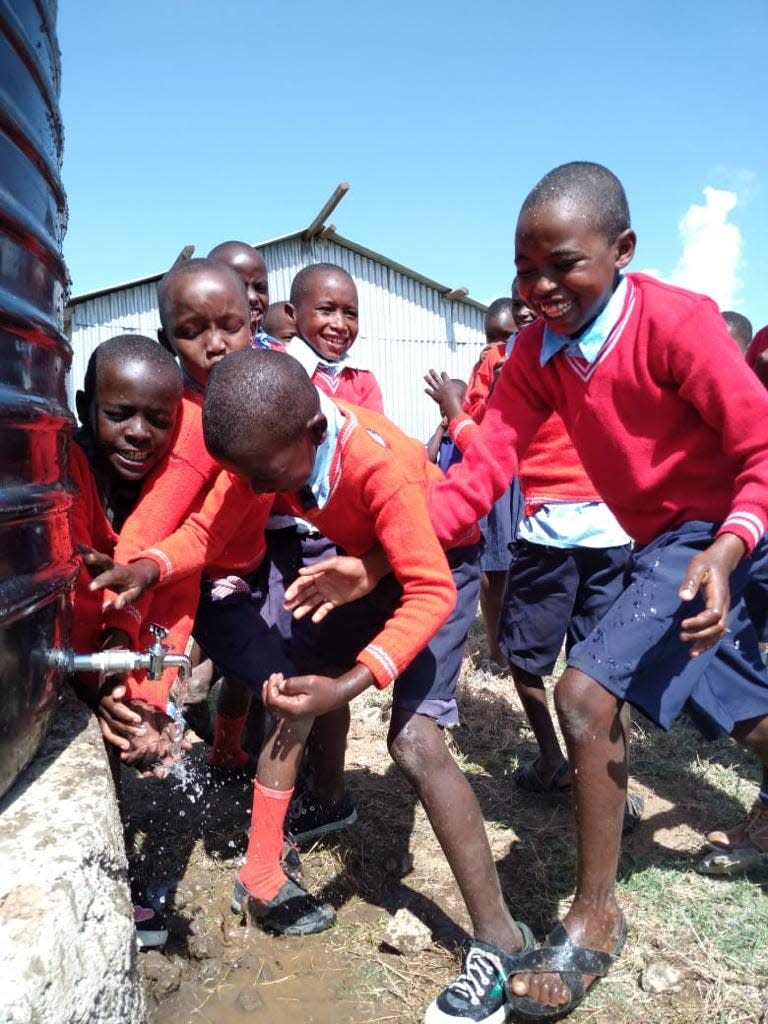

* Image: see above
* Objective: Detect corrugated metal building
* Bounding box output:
[66,200,489,441]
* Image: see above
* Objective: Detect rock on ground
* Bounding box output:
[383,908,432,955]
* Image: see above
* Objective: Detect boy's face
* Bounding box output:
[87,360,179,482]
[485,309,517,347]
[514,200,635,337]
[161,271,252,387]
[223,415,327,495]
[221,250,269,335]
[263,303,297,344]
[511,294,537,329]
[292,273,359,362]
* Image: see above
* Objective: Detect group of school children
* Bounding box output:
[68,160,768,1024]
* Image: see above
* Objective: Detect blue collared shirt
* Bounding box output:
[540,275,628,367]
[300,390,343,511]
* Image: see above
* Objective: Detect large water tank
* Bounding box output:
[0,0,76,798]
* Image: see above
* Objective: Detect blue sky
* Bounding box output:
[60,0,768,329]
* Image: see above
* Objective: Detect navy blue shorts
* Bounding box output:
[498,540,631,676]
[195,530,481,727]
[479,481,522,572]
[568,521,768,739]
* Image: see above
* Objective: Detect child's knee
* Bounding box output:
[554,670,612,742]
[387,714,438,781]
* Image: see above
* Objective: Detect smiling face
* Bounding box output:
[212,246,269,334]
[292,272,359,362]
[514,200,636,337]
[161,269,252,387]
[90,359,180,481]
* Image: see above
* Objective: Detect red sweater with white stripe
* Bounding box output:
[312,366,385,414]
[69,442,203,709]
[432,273,768,554]
[134,400,459,690]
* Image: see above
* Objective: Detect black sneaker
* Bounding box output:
[623,792,645,835]
[287,792,358,845]
[134,904,169,949]
[231,876,335,935]
[424,926,534,1024]
[282,832,303,885]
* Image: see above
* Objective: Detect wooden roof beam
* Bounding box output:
[303,183,349,240]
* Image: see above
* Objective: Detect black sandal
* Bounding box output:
[513,757,571,794]
[505,916,628,1021]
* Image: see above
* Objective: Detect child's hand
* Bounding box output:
[679,533,746,656]
[88,557,161,609]
[78,545,115,579]
[424,369,464,422]
[119,700,192,777]
[96,682,144,751]
[262,672,342,719]
[284,550,389,622]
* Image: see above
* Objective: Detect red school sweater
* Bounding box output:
[132,400,459,690]
[69,442,202,710]
[431,273,768,555]
[312,365,385,414]
[463,343,506,424]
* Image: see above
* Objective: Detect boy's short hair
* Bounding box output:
[156,258,247,332]
[289,263,354,306]
[521,161,631,242]
[485,298,516,323]
[204,348,319,458]
[721,310,753,351]
[82,334,181,404]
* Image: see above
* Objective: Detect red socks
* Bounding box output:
[208,712,249,769]
[239,782,294,901]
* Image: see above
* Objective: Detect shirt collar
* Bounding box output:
[540,275,628,367]
[285,335,368,376]
[298,390,343,511]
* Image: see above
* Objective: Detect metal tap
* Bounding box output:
[47,623,192,682]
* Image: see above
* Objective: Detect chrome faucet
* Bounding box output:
[48,623,192,682]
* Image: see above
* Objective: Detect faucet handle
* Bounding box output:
[148,623,169,644]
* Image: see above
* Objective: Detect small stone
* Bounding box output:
[188,932,215,961]
[142,951,182,996]
[640,959,684,994]
[237,988,264,1012]
[382,908,432,955]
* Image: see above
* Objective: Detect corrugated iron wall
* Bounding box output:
[0,0,76,796]
[68,239,488,440]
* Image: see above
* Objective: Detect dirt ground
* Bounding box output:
[124,623,768,1024]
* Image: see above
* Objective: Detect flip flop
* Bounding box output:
[505,915,628,1021]
[513,757,571,794]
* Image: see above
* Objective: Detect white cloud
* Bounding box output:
[646,186,743,309]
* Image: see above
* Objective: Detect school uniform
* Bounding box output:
[69,438,206,710]
[432,272,768,738]
[133,397,481,727]
[463,341,521,571]
[498,412,631,675]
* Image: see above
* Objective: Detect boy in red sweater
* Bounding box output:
[73,334,193,776]
[265,263,386,839]
[95,258,268,768]
[108,351,536,983]
[428,161,768,1021]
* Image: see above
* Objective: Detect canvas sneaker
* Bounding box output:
[287,792,358,846]
[424,928,534,1024]
[134,904,168,949]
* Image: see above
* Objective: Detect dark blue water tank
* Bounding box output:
[0,0,76,797]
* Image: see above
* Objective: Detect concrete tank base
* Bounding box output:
[0,686,146,1024]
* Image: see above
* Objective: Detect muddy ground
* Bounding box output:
[124,627,768,1024]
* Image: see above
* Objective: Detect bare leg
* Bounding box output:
[510,667,627,1008]
[480,571,509,667]
[307,706,350,805]
[388,708,524,952]
[512,667,568,778]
